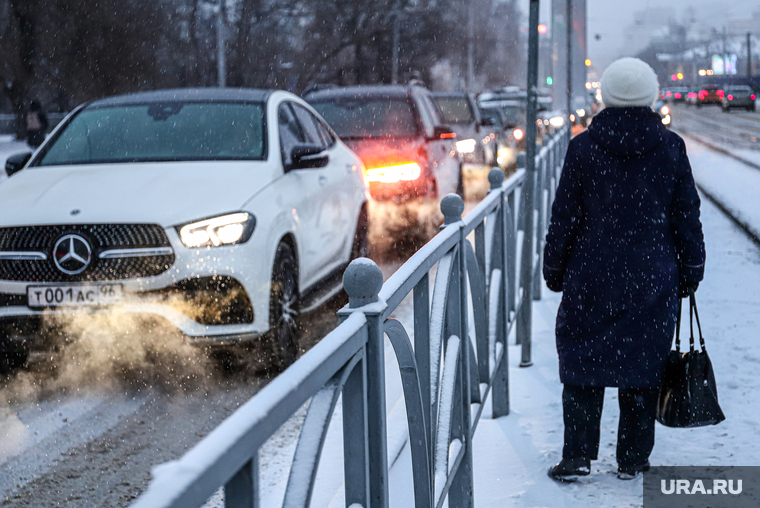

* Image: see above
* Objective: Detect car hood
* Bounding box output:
[343,137,426,169]
[0,161,277,227]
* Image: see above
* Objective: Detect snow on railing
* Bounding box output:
[130,127,571,508]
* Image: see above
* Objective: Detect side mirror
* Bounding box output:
[481,117,496,127]
[5,152,32,177]
[290,144,329,170]
[433,125,456,140]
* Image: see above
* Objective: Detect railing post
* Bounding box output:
[513,152,525,345]
[532,154,544,301]
[489,169,510,417]
[440,194,474,507]
[342,260,388,508]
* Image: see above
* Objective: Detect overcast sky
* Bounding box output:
[533,0,758,73]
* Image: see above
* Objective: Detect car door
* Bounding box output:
[291,103,350,272]
[277,101,332,287]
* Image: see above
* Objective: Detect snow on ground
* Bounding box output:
[684,136,760,239]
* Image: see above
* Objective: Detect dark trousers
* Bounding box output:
[562,384,658,467]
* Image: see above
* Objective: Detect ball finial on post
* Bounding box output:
[440,193,465,227]
[488,168,505,191]
[343,258,384,308]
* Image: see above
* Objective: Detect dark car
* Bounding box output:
[697,85,723,107]
[721,85,756,112]
[305,84,462,202]
[433,92,496,167]
[478,104,520,170]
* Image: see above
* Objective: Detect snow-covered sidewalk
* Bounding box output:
[464,142,760,507]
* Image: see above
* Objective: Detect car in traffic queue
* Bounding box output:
[478,104,520,170]
[305,84,462,202]
[0,88,369,371]
[653,99,671,128]
[696,85,723,107]
[432,92,497,168]
[721,85,757,112]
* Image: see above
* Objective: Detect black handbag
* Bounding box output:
[656,290,725,428]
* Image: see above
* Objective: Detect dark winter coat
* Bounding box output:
[543,107,705,388]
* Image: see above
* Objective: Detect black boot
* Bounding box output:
[617,460,650,480]
[548,458,591,483]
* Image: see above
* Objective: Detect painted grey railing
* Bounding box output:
[130,126,570,508]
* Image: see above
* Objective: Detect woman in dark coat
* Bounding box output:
[544,57,705,482]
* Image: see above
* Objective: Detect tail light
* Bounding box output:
[699,91,707,100]
[728,94,734,101]
[688,92,697,99]
[752,94,757,100]
[365,162,421,183]
[666,91,673,97]
[674,92,681,99]
[717,90,725,98]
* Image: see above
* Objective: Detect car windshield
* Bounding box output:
[434,96,474,124]
[480,109,504,129]
[309,98,417,138]
[37,102,266,166]
[501,105,525,127]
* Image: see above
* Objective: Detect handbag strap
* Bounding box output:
[689,288,706,350]
[675,296,682,352]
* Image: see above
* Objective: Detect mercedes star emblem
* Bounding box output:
[53,234,92,275]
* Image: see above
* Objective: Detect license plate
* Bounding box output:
[27,284,123,308]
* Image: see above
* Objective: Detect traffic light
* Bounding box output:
[584,59,592,67]
[546,76,553,85]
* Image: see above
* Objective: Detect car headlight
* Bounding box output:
[549,116,565,128]
[513,128,524,140]
[662,114,671,125]
[660,105,669,115]
[178,212,255,248]
[455,138,477,154]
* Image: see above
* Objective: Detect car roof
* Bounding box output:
[432,92,471,98]
[87,88,274,108]
[304,84,425,101]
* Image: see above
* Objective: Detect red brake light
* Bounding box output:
[666,91,673,97]
[699,91,707,99]
[728,94,734,101]
[674,92,681,98]
[439,132,456,139]
[717,90,724,98]
[752,94,757,100]
[365,162,422,183]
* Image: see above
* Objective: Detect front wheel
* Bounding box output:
[351,205,370,260]
[455,164,465,199]
[266,242,300,371]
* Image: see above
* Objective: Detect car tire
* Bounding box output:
[456,164,465,200]
[351,205,370,260]
[265,241,300,372]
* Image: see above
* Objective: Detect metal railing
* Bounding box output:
[130,126,570,508]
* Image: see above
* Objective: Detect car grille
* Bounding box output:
[0,224,175,282]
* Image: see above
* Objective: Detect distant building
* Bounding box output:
[620,8,677,58]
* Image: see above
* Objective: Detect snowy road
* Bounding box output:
[673,102,760,154]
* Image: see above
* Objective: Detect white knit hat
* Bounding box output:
[600,57,659,108]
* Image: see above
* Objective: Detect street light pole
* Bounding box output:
[566,0,572,114]
[518,0,540,368]
[749,32,753,77]
[392,13,400,84]
[217,0,226,87]
[467,1,475,90]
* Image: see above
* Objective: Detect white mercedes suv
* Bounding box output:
[0,88,368,370]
